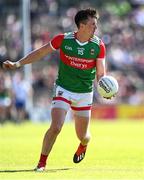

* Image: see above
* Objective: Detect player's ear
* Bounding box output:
[79,22,85,29]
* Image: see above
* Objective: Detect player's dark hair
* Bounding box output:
[75,8,98,28]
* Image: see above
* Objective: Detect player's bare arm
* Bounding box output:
[3,43,54,69]
[96,58,106,82]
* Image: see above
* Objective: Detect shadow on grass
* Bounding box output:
[0,168,71,173]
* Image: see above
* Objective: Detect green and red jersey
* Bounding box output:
[50,32,106,93]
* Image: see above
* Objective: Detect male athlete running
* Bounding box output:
[3,8,107,171]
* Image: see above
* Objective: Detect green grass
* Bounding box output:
[0,120,144,180]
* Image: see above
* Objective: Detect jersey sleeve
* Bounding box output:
[97,40,106,59]
[50,34,64,50]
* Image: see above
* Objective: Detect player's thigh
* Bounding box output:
[51,100,70,126]
[50,107,67,132]
[51,85,71,128]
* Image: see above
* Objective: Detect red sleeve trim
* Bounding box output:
[97,40,106,59]
[50,34,64,50]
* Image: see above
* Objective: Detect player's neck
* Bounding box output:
[76,31,91,43]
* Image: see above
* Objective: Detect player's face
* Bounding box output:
[83,17,97,37]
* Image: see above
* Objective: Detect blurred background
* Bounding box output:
[0,0,144,123]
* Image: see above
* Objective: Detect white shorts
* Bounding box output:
[51,85,93,117]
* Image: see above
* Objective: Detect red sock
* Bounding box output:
[76,143,87,155]
[38,154,48,167]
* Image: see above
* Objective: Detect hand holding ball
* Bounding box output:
[97,75,119,99]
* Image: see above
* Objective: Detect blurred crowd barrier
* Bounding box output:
[91,104,144,120]
[0,0,144,123]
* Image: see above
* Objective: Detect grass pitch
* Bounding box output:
[0,120,144,180]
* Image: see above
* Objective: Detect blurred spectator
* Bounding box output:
[11,71,33,123]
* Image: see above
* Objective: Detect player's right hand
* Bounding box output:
[2,60,17,69]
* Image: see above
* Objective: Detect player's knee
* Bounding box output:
[50,125,62,135]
